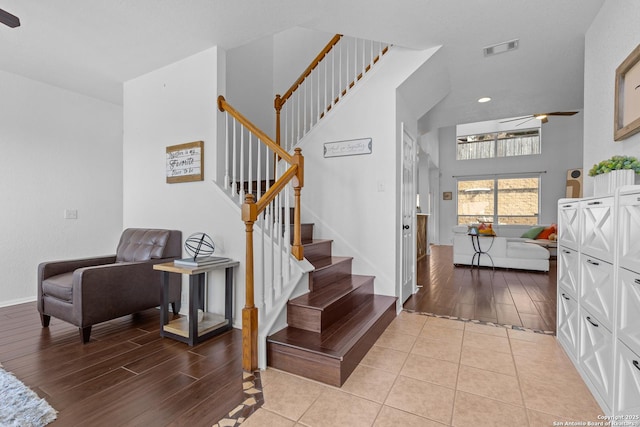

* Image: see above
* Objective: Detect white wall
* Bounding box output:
[123,47,247,323]
[437,113,584,244]
[273,27,335,96]
[584,0,640,195]
[0,70,123,306]
[296,47,437,297]
[227,36,276,139]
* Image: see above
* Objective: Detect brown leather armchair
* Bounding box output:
[38,228,182,343]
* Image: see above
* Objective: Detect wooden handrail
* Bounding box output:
[255,165,298,214]
[220,95,304,372]
[275,34,342,109]
[218,95,293,164]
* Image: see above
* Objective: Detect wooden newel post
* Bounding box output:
[274,94,282,149]
[241,193,258,372]
[291,148,305,260]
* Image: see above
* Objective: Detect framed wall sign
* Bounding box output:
[324,138,372,158]
[166,141,204,183]
[614,44,640,141]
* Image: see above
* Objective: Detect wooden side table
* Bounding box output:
[154,260,238,346]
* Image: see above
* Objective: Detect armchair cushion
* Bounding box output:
[116,229,171,262]
[41,272,74,302]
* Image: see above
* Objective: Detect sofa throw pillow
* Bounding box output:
[521,226,545,239]
[536,224,557,240]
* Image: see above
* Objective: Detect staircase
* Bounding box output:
[217,33,395,375]
[267,214,397,387]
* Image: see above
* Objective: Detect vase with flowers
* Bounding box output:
[589,155,640,196]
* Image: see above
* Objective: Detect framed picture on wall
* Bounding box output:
[614,43,640,141]
[166,141,204,183]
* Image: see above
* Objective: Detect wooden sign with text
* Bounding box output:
[166,141,204,184]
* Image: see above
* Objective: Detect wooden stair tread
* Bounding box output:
[268,295,396,359]
[289,275,374,310]
[310,256,352,270]
[302,239,333,248]
[301,239,333,263]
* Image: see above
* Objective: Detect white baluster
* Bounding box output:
[257,137,262,201]
[224,112,229,190]
[232,118,237,197]
[303,79,307,135]
[248,131,252,197]
[239,125,244,203]
[338,41,342,102]
[362,38,366,78]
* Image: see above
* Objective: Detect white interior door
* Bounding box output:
[400,124,417,303]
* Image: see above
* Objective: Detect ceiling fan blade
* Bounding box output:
[500,115,533,123]
[546,111,579,116]
[0,8,20,28]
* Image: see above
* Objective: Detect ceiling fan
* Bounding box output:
[0,7,20,28]
[500,111,579,126]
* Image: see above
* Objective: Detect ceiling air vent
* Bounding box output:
[483,39,519,57]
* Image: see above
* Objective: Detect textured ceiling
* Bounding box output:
[0,0,604,129]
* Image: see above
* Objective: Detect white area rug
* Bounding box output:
[0,363,57,427]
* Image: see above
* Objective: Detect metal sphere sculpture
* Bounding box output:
[184,232,215,260]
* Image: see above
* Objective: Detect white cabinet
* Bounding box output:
[558,247,579,297]
[618,268,640,356]
[557,290,579,361]
[580,310,614,406]
[558,188,640,418]
[615,342,640,421]
[581,197,615,263]
[558,201,580,250]
[618,193,640,273]
[580,256,614,330]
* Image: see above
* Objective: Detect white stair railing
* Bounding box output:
[221,106,303,325]
[275,35,391,152]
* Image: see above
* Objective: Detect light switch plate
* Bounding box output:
[64,209,78,219]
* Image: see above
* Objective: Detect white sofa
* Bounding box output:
[452,224,551,272]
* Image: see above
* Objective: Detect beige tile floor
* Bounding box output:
[242,312,603,427]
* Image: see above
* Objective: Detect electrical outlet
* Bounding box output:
[64,209,78,219]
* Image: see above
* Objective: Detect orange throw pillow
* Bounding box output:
[537,224,557,240]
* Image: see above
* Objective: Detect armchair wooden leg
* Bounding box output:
[40,314,50,327]
[80,326,92,343]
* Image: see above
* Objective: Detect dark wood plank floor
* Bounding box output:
[0,302,243,426]
[405,245,557,332]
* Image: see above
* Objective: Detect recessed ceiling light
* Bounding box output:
[478,97,492,103]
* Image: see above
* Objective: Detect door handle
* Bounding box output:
[562,293,570,301]
[587,201,602,205]
[634,360,640,372]
[586,316,599,327]
[587,259,600,266]
[634,278,640,285]
[403,225,410,230]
